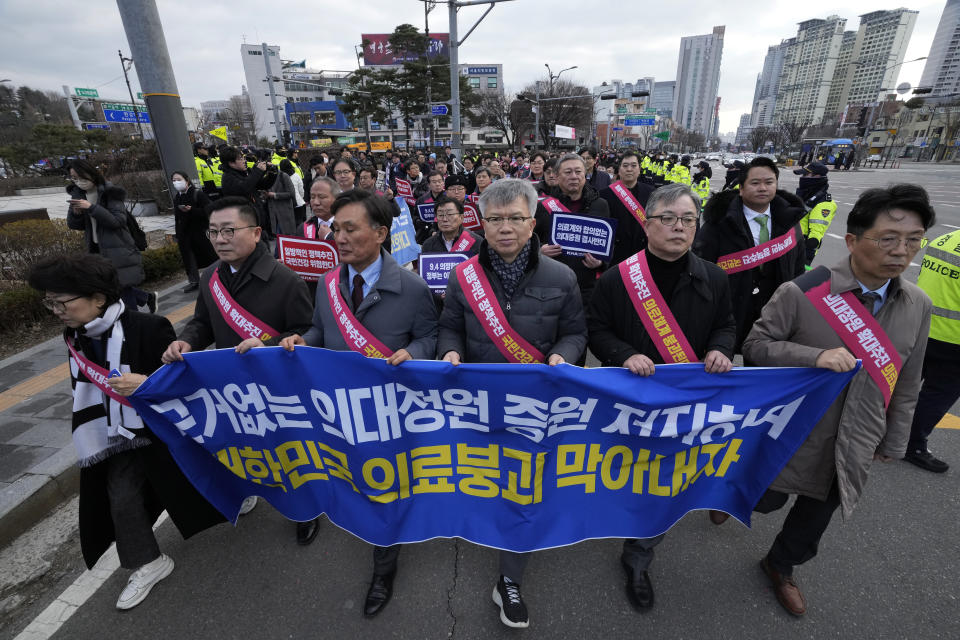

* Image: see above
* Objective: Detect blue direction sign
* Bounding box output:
[624,117,656,126]
[104,109,151,124]
[84,123,111,130]
[612,127,624,131]
[430,104,449,116]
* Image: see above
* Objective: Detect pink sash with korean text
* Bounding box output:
[717,227,798,274]
[452,230,476,252]
[540,196,570,214]
[64,337,132,407]
[618,251,699,364]
[609,180,647,228]
[454,256,545,364]
[208,270,280,342]
[324,267,394,359]
[804,272,901,408]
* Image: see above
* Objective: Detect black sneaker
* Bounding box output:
[904,449,949,473]
[146,291,159,314]
[492,576,529,628]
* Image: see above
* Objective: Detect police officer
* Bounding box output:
[194,142,218,197]
[904,229,960,473]
[793,162,837,266]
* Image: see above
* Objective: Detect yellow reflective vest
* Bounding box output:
[693,177,710,203]
[209,157,223,188]
[799,200,837,245]
[195,156,215,188]
[918,230,960,344]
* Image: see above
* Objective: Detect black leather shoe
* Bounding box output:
[363,572,395,618]
[904,449,949,473]
[296,518,320,545]
[182,282,199,293]
[620,560,654,610]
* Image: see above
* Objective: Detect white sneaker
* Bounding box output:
[116,554,174,610]
[239,496,259,515]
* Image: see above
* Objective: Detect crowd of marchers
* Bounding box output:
[34,138,959,628]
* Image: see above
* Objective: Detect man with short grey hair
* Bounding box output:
[536,153,611,303]
[304,176,341,240]
[439,178,587,629]
[587,182,735,611]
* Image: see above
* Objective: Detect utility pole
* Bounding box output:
[118,50,145,139]
[62,85,82,130]
[446,0,516,162]
[353,45,373,153]
[424,1,434,151]
[116,0,197,198]
[262,42,285,144]
[534,81,541,147]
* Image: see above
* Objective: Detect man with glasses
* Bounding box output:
[439,179,587,629]
[537,153,611,303]
[599,151,656,266]
[421,195,481,257]
[740,184,934,616]
[587,183,735,612]
[161,196,313,516]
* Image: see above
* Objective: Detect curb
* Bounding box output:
[0,277,192,550]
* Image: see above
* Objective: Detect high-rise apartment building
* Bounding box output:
[750,40,790,127]
[240,43,286,142]
[920,0,960,97]
[651,81,676,118]
[827,9,918,119]
[672,26,725,135]
[775,16,847,125]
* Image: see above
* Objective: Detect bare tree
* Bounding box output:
[749,126,769,153]
[516,77,592,149]
[468,91,518,149]
[778,121,809,150]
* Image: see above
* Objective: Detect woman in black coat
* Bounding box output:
[28,254,223,611]
[171,170,217,292]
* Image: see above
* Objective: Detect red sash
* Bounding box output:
[208,270,280,342]
[452,230,476,252]
[609,180,647,228]
[454,256,545,364]
[324,268,395,359]
[717,227,798,274]
[65,336,133,407]
[618,251,699,364]
[804,274,901,408]
[303,221,317,239]
[540,196,570,214]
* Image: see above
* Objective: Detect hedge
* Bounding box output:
[0,243,185,334]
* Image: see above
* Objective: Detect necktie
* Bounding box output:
[755,214,770,245]
[351,273,365,311]
[859,291,881,316]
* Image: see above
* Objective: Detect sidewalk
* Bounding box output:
[0,191,175,233]
[0,279,196,549]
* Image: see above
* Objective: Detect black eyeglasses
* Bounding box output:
[205,226,257,240]
[42,296,84,313]
[648,215,699,228]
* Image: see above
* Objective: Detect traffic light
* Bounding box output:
[282,130,291,146]
[328,89,344,97]
[913,87,933,95]
[529,133,535,141]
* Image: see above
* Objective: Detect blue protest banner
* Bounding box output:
[418,252,469,291]
[130,348,857,551]
[391,197,422,265]
[417,202,437,223]
[550,213,618,260]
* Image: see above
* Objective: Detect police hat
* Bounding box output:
[793,162,828,176]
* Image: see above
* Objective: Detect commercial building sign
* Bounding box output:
[466,66,498,75]
[361,33,449,66]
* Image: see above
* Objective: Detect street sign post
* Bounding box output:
[75,88,99,98]
[624,117,656,126]
[430,104,449,116]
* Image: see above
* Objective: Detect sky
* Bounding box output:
[0,0,950,134]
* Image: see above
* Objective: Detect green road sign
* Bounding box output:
[75,88,99,98]
[645,108,657,113]
[137,92,144,100]
[101,102,148,113]
[653,131,670,141]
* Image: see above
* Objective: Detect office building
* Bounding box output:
[673,26,725,135]
[920,0,960,97]
[651,81,676,118]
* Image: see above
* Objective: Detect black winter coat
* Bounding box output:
[66,182,144,288]
[587,251,736,367]
[74,310,224,568]
[693,189,806,351]
[598,181,655,266]
[534,184,611,301]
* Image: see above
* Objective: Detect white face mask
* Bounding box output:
[172,179,188,192]
[74,178,95,191]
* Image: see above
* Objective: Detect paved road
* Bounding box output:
[2,163,959,639]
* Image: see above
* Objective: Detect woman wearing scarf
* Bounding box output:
[28,254,223,611]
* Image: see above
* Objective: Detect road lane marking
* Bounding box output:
[0,302,195,413]
[937,413,960,430]
[826,233,845,240]
[942,223,960,229]
[13,513,169,640]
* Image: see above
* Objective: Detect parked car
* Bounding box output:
[867,154,882,162]
[705,153,722,162]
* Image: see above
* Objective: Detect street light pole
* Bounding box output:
[118,50,145,139]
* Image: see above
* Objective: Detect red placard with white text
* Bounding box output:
[277,235,339,282]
